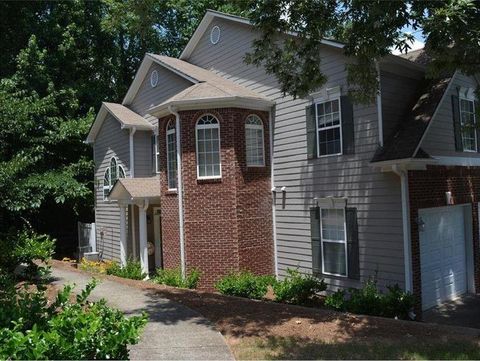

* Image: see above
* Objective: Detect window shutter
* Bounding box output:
[452,95,463,152]
[306,104,317,159]
[475,101,480,153]
[310,207,322,274]
[341,95,355,155]
[346,207,360,280]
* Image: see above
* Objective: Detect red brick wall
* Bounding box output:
[157,108,274,289]
[408,165,480,318]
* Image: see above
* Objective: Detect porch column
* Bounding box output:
[138,205,149,276]
[119,205,127,267]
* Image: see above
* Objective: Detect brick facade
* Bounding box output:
[158,108,274,289]
[408,165,480,318]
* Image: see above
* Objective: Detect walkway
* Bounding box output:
[423,294,480,329]
[51,266,234,360]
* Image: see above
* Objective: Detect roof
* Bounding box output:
[108,177,161,202]
[86,102,154,143]
[179,9,344,60]
[397,49,430,66]
[371,73,454,163]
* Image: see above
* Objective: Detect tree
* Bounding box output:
[245,0,480,102]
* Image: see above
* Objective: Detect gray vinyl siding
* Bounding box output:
[134,130,154,177]
[187,18,405,289]
[380,71,421,141]
[93,114,130,261]
[421,73,480,157]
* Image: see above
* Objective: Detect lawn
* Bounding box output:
[52,260,480,360]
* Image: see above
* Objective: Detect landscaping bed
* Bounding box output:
[51,259,480,360]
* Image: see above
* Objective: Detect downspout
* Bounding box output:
[392,165,412,292]
[375,62,384,147]
[168,105,186,278]
[269,106,279,277]
[129,127,136,178]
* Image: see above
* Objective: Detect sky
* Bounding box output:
[391,24,425,55]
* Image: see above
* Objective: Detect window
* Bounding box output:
[196,114,221,179]
[316,98,342,156]
[103,157,125,200]
[152,134,160,173]
[320,208,347,276]
[166,120,177,189]
[245,115,265,166]
[460,97,477,152]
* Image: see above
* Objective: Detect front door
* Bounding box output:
[153,207,163,268]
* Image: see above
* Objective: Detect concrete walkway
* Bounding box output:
[51,266,234,360]
[423,294,480,329]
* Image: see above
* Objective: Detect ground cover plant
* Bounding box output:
[153,267,200,289]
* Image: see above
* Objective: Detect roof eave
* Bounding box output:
[369,157,436,172]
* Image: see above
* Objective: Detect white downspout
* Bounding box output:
[168,105,186,278]
[375,62,384,147]
[269,107,279,277]
[129,127,136,178]
[392,165,412,292]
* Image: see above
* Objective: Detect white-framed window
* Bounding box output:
[103,157,125,200]
[166,120,177,190]
[196,114,221,179]
[152,134,160,173]
[316,98,342,157]
[320,208,347,277]
[245,114,265,167]
[459,97,477,152]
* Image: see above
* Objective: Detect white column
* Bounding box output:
[119,205,127,267]
[139,205,149,276]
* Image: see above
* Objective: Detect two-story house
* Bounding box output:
[86,10,479,316]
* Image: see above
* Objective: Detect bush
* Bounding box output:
[152,267,201,289]
[0,280,147,360]
[106,259,146,280]
[215,271,274,299]
[273,269,326,305]
[79,258,115,274]
[324,279,414,320]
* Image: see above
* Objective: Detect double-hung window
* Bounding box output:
[166,120,177,190]
[460,97,477,152]
[316,98,342,156]
[320,208,347,277]
[103,157,125,200]
[196,114,221,179]
[245,114,265,166]
[152,134,160,173]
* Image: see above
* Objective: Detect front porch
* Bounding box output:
[109,177,162,275]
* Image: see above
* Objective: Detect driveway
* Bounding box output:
[50,266,234,360]
[423,294,480,329]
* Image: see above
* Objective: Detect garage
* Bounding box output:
[419,205,469,310]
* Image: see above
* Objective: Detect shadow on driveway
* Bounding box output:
[423,294,480,329]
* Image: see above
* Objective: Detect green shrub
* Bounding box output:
[152,267,201,289]
[323,279,414,320]
[215,271,274,299]
[106,259,146,280]
[273,269,326,305]
[0,280,147,360]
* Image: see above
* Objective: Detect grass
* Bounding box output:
[231,336,480,360]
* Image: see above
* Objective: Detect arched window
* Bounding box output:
[196,114,221,179]
[103,157,125,200]
[166,120,177,189]
[245,115,265,166]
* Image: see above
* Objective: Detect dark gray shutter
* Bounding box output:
[346,207,360,280]
[341,95,355,155]
[452,95,463,152]
[310,207,322,274]
[306,104,317,159]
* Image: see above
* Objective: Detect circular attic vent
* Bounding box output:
[210,25,221,45]
[150,70,159,87]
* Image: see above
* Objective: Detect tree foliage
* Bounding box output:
[245,0,480,102]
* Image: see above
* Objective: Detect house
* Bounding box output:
[86,10,479,316]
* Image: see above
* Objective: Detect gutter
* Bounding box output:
[269,106,279,277]
[392,164,412,292]
[168,105,186,278]
[129,127,136,178]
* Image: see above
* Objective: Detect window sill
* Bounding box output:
[165,189,178,195]
[197,177,222,185]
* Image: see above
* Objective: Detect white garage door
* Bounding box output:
[419,206,467,310]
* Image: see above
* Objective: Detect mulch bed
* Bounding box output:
[51,259,480,345]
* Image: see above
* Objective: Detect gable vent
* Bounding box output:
[150,70,159,87]
[210,25,221,45]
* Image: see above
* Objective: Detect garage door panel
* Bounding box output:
[420,206,467,310]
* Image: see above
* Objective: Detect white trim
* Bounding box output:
[153,207,162,268]
[245,114,266,167]
[315,97,343,158]
[119,205,127,267]
[139,202,149,276]
[413,71,457,157]
[319,207,348,278]
[375,62,384,147]
[129,127,136,178]
[131,205,137,259]
[166,119,177,190]
[150,69,159,87]
[210,25,221,44]
[269,108,278,277]
[195,114,222,180]
[179,10,344,60]
[434,156,480,167]
[459,95,478,152]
